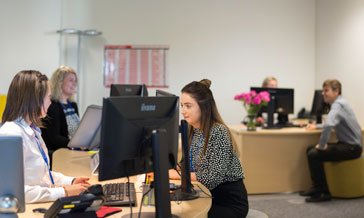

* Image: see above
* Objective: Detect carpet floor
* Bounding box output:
[248,193,364,218]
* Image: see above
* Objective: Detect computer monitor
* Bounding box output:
[67,105,102,150]
[0,136,25,216]
[250,87,294,128]
[156,90,175,97]
[98,96,179,218]
[310,90,330,124]
[110,84,148,97]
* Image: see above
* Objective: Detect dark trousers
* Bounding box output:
[208,179,249,218]
[306,142,362,193]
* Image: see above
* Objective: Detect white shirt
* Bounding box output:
[0,118,74,203]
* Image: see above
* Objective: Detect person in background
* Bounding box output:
[262,76,278,88]
[256,76,280,125]
[0,70,90,203]
[300,79,362,202]
[171,79,249,218]
[42,66,80,154]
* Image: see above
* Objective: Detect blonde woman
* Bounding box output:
[42,66,80,152]
[262,76,278,88]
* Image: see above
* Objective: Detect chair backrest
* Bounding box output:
[0,136,25,213]
[0,95,6,123]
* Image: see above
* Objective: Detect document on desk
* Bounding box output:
[90,152,99,176]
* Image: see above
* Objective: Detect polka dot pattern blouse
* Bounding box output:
[191,124,245,190]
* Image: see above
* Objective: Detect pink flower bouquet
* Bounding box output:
[234,90,270,130]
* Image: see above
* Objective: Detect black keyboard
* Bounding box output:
[102,182,137,206]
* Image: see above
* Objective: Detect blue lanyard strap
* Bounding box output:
[190,133,204,172]
[31,125,55,185]
[61,101,79,123]
[60,100,73,110]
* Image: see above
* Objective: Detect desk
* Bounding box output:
[19,149,211,218]
[230,126,323,194]
[230,126,364,194]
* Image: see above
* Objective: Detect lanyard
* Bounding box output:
[31,126,55,185]
[190,133,204,172]
[61,101,79,123]
[60,100,73,110]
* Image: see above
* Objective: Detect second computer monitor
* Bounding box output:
[310,90,330,124]
[156,90,175,97]
[110,84,148,97]
[0,136,25,214]
[250,87,294,128]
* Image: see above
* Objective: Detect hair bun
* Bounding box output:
[199,79,211,88]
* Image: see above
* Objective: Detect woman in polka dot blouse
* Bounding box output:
[180,79,249,218]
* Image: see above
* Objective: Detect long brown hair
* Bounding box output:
[181,79,238,155]
[2,70,48,127]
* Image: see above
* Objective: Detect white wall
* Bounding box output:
[0,0,61,92]
[316,0,364,126]
[0,0,316,125]
[60,0,316,124]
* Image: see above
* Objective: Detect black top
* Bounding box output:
[191,124,244,190]
[41,100,79,151]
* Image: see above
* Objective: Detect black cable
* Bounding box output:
[127,176,133,218]
[176,162,182,170]
[174,162,182,178]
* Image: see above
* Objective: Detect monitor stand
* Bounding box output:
[316,114,323,124]
[170,120,199,201]
[263,97,281,129]
[0,195,19,218]
[122,130,179,218]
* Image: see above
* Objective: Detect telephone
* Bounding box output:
[44,185,105,218]
[298,107,311,119]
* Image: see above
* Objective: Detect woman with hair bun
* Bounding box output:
[178,79,249,218]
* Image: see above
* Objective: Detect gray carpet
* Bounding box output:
[247,209,269,218]
[248,193,364,218]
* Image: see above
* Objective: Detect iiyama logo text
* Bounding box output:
[141,103,156,111]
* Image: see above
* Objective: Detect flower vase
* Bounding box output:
[247,114,257,131]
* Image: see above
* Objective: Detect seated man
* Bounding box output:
[301,79,362,202]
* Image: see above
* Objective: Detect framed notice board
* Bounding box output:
[104,45,169,88]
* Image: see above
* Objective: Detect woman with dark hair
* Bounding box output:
[0,70,90,203]
[176,79,249,217]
